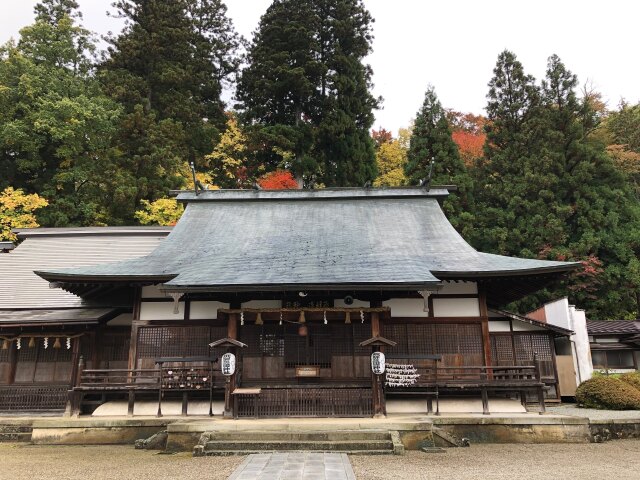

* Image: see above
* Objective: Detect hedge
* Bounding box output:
[575,376,640,410]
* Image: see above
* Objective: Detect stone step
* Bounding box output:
[200,449,394,456]
[204,440,393,452]
[0,432,32,442]
[205,430,391,442]
[0,424,33,443]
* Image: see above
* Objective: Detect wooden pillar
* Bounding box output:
[127,287,142,373]
[7,339,18,384]
[224,312,238,419]
[370,310,386,418]
[479,288,493,369]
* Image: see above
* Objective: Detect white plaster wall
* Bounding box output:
[382,298,428,317]
[190,301,229,320]
[432,297,480,317]
[542,297,593,385]
[241,300,282,309]
[334,298,370,308]
[438,281,478,295]
[141,284,165,298]
[106,313,133,326]
[568,306,593,383]
[544,297,571,330]
[511,321,545,332]
[140,301,184,320]
[488,320,511,332]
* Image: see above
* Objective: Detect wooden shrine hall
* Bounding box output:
[3,187,578,417]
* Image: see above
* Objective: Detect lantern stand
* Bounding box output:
[209,337,247,418]
[359,336,397,418]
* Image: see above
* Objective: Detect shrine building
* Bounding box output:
[1,187,579,417]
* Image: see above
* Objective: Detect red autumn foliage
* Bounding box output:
[257,170,299,190]
[371,128,393,149]
[452,130,486,166]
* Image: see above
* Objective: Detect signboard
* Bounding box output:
[295,366,320,377]
[221,353,236,376]
[371,352,386,375]
[384,363,420,387]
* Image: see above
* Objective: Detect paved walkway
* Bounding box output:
[227,452,356,480]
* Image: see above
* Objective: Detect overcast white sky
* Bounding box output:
[2,0,638,134]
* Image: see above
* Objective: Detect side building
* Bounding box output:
[0,227,170,412]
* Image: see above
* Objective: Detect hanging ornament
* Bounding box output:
[240,311,244,326]
[323,311,328,325]
[255,312,263,325]
[16,338,21,350]
[298,324,308,337]
[53,337,62,349]
[345,311,351,324]
[44,337,49,349]
[360,310,365,323]
[279,311,283,326]
[66,337,71,350]
[1,339,7,350]
[29,337,35,348]
[299,310,306,324]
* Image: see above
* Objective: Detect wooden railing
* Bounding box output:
[385,354,546,415]
[70,356,222,416]
[0,384,68,411]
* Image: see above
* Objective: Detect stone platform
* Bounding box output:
[2,411,632,449]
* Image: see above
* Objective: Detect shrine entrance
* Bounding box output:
[235,322,374,417]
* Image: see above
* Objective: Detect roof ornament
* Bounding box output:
[363,180,372,189]
[419,158,436,189]
[190,162,201,196]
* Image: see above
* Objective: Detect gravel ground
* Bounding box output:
[2,440,640,480]
[0,443,245,480]
[547,404,640,420]
[350,440,640,480]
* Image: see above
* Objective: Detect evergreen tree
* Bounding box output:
[540,55,640,318]
[474,50,640,318]
[405,87,474,233]
[0,0,121,226]
[100,0,240,221]
[236,0,320,185]
[237,0,379,187]
[472,50,556,256]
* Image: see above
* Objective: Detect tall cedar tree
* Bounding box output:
[236,0,320,184]
[237,0,379,187]
[100,0,240,222]
[405,87,474,235]
[475,50,640,318]
[0,0,122,226]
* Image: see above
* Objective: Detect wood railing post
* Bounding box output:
[533,352,546,414]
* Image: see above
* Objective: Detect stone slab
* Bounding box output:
[227,453,355,480]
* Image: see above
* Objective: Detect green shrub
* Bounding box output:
[620,372,640,391]
[575,376,640,410]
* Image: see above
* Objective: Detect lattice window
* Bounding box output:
[491,335,514,366]
[137,326,225,360]
[384,323,482,358]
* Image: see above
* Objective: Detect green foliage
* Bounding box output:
[472,51,640,318]
[99,0,240,222]
[405,86,475,235]
[576,376,640,410]
[0,187,48,241]
[0,0,122,226]
[237,0,378,187]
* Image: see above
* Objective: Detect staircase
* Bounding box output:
[193,430,399,456]
[0,423,32,443]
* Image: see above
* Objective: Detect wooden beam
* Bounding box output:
[479,288,493,370]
